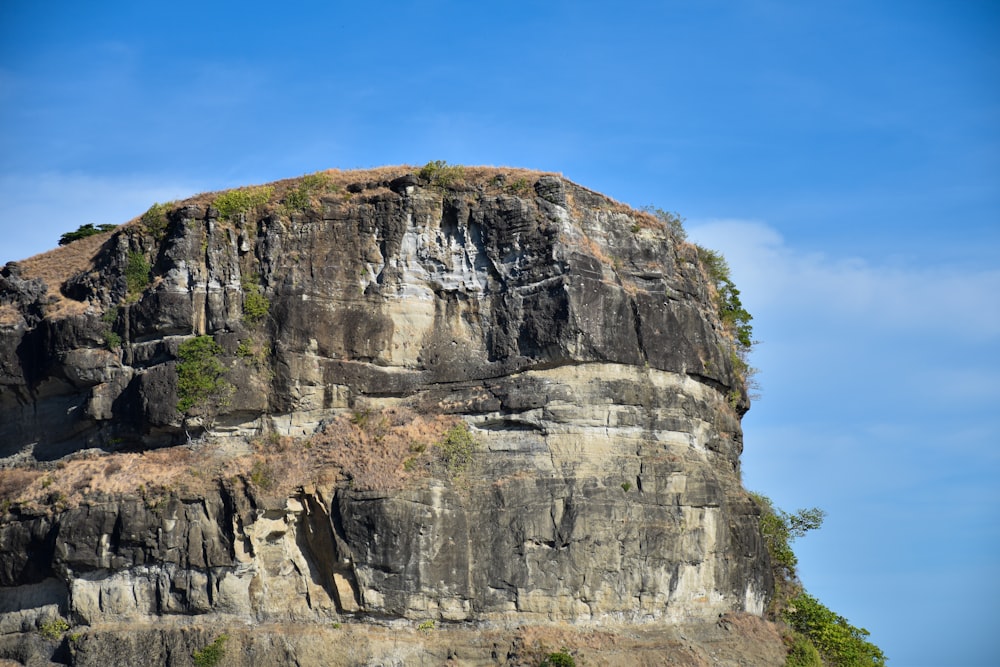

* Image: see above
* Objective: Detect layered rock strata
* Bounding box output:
[0,167,774,664]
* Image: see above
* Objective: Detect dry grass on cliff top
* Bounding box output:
[5,164,675,321]
[0,408,463,513]
[12,229,117,318]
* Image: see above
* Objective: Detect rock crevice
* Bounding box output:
[0,167,774,664]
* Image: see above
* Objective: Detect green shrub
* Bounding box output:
[125,251,151,302]
[507,176,531,195]
[785,631,823,667]
[176,336,232,416]
[141,202,172,239]
[640,205,687,240]
[437,422,477,474]
[419,160,465,187]
[249,460,275,491]
[101,306,121,350]
[417,619,435,633]
[236,339,253,358]
[695,245,754,349]
[192,633,228,667]
[104,330,122,350]
[540,650,575,667]
[101,306,119,326]
[38,617,70,640]
[283,187,310,212]
[241,280,270,326]
[300,172,332,191]
[284,171,335,213]
[784,593,886,667]
[214,186,274,220]
[621,481,632,492]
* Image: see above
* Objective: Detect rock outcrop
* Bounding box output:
[0,166,778,665]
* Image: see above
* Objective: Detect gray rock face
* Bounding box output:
[0,167,775,663]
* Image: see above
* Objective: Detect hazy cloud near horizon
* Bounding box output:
[688,218,1000,340]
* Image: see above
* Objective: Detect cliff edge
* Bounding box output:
[0,165,782,665]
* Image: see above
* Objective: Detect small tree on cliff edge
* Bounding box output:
[751,493,886,667]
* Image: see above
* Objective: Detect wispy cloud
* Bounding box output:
[688,218,1000,341]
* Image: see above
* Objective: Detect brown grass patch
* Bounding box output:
[251,407,461,495]
[580,235,615,268]
[0,407,467,513]
[13,229,118,317]
[1,447,223,513]
[183,165,561,211]
[235,407,466,498]
[0,468,43,502]
[0,303,23,327]
[16,230,114,286]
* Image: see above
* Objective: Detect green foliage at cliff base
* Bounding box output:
[752,493,886,666]
[785,593,887,667]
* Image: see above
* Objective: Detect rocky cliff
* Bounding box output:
[0,166,782,665]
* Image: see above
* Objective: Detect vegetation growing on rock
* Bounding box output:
[418,159,466,187]
[192,634,228,667]
[282,171,336,213]
[213,185,274,220]
[240,274,270,325]
[176,335,233,424]
[752,493,886,666]
[437,422,477,475]
[140,202,173,239]
[695,245,754,349]
[0,165,851,666]
[124,250,151,302]
[58,223,117,246]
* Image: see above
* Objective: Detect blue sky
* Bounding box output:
[2,1,998,663]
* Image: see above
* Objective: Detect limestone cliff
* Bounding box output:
[0,166,780,665]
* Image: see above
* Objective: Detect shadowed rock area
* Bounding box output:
[0,166,782,665]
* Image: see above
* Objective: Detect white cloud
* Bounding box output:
[687,218,1000,341]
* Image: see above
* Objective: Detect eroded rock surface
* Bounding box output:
[0,167,777,664]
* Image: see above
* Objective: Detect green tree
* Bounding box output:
[751,494,885,667]
[59,223,116,246]
[785,593,887,667]
[752,493,826,577]
[176,336,233,429]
